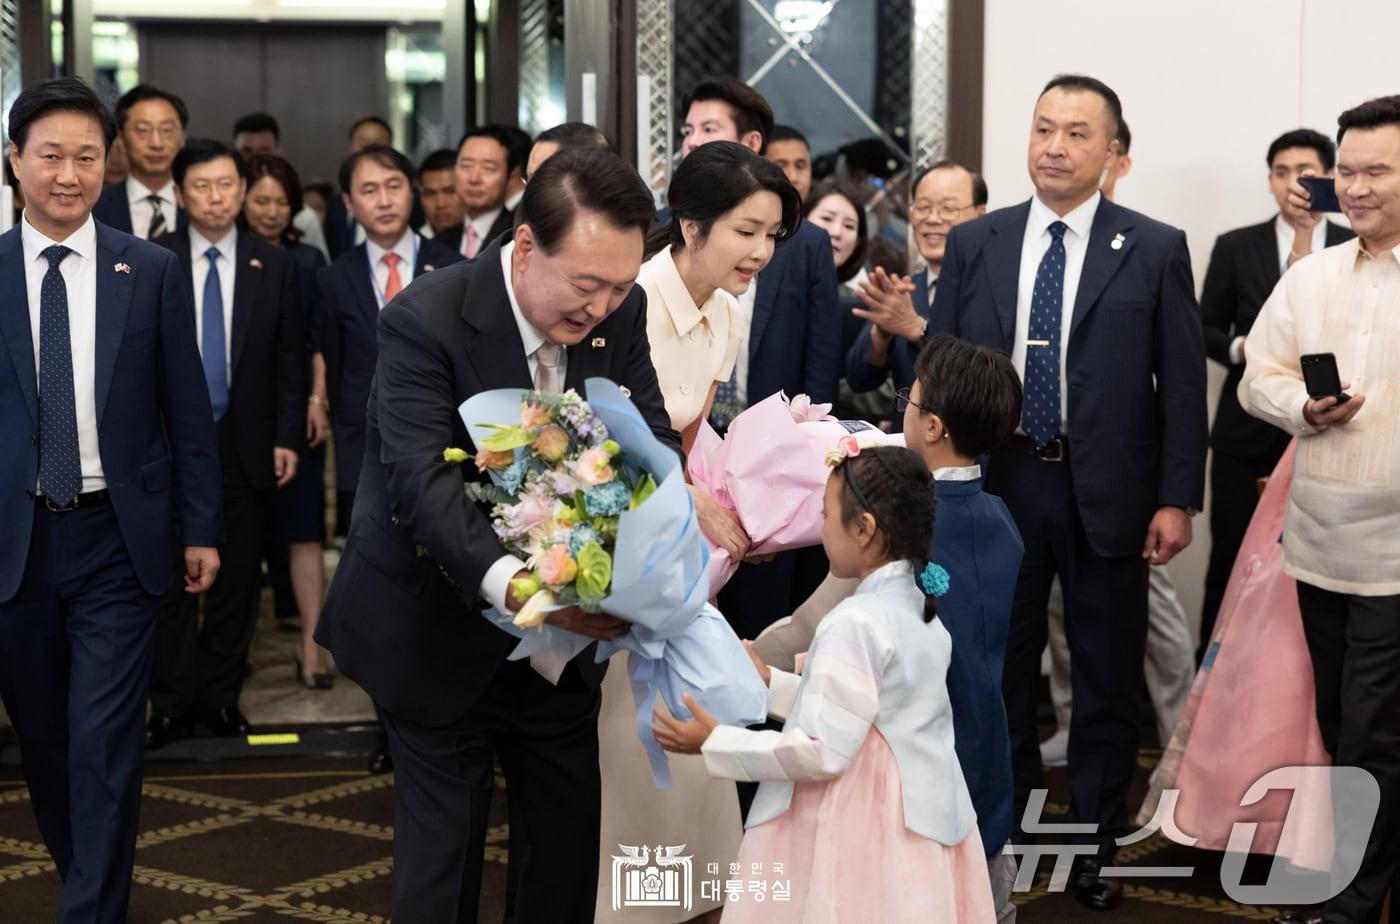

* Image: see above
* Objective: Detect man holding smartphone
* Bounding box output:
[1241,95,1400,924]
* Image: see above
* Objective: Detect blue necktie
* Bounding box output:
[38,244,82,507]
[1023,221,1068,448]
[202,247,229,421]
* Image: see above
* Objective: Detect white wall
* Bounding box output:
[981,0,1400,628]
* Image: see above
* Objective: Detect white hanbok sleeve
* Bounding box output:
[702,609,891,783]
[766,668,802,721]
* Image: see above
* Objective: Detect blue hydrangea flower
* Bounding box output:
[568,523,604,557]
[918,562,950,598]
[584,481,631,517]
[500,455,531,496]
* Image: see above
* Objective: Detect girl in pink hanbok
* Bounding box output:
[654,445,994,923]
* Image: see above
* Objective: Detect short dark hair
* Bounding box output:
[500,125,532,175]
[457,124,526,173]
[912,335,1023,459]
[417,148,458,176]
[338,144,415,193]
[770,125,810,150]
[1336,96,1400,143]
[241,154,305,245]
[652,140,802,257]
[1116,118,1132,155]
[681,76,775,152]
[1040,73,1123,139]
[348,115,392,143]
[115,83,189,130]
[805,178,868,284]
[1265,128,1334,171]
[8,76,118,153]
[535,121,611,149]
[516,146,655,254]
[912,161,989,208]
[172,138,246,187]
[233,112,280,141]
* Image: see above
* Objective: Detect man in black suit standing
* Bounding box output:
[930,74,1207,910]
[436,124,518,258]
[147,140,306,743]
[91,84,189,239]
[1,77,222,924]
[316,146,672,923]
[1198,128,1353,659]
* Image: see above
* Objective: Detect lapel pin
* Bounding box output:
[591,337,607,348]
[1111,233,1125,251]
[114,262,131,274]
[249,257,263,269]
[424,264,436,272]
[619,386,631,398]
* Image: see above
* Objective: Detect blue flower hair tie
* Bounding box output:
[918,562,950,598]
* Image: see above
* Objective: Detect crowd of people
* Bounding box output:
[1,64,1397,924]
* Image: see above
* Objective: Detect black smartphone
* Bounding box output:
[1299,175,1342,213]
[1301,352,1350,403]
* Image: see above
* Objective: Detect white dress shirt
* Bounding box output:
[479,240,563,614]
[366,231,418,309]
[462,208,504,257]
[126,176,177,240]
[731,278,759,406]
[190,226,238,385]
[22,212,105,493]
[1011,192,1101,430]
[1274,213,1330,277]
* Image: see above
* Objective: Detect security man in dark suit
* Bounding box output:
[931,74,1207,911]
[0,77,221,924]
[91,84,190,239]
[1198,128,1353,658]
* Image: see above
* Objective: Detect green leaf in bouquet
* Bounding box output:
[464,481,515,505]
[573,490,589,519]
[575,541,612,601]
[478,424,536,452]
[629,473,658,510]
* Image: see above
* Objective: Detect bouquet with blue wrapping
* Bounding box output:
[455,378,768,787]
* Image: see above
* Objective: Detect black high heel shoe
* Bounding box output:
[295,651,335,690]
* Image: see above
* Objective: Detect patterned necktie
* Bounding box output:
[463,224,480,260]
[146,194,167,240]
[710,372,741,432]
[382,252,403,303]
[38,245,82,507]
[1022,220,1068,448]
[533,342,562,393]
[202,247,229,421]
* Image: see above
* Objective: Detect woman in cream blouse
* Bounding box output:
[594,141,802,924]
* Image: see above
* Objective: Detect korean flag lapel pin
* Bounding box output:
[250,257,263,269]
[114,261,131,275]
[591,336,607,348]
[1111,232,1126,251]
[424,263,436,273]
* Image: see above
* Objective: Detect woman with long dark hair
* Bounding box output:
[595,140,802,924]
[239,154,334,689]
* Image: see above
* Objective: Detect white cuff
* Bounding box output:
[1290,390,1319,436]
[480,554,529,614]
[1230,335,1247,366]
[767,668,802,721]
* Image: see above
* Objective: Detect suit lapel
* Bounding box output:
[983,202,1029,347]
[230,235,259,376]
[1253,219,1282,289]
[1324,221,1353,247]
[94,224,135,422]
[460,242,532,391]
[0,230,37,427]
[914,270,932,320]
[348,245,378,326]
[748,253,783,358]
[1068,199,1134,341]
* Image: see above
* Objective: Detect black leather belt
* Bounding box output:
[36,489,111,512]
[1005,434,1069,463]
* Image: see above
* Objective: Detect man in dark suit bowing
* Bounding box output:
[930,74,1207,911]
[147,139,306,743]
[315,146,673,923]
[0,77,222,924]
[1197,128,1353,659]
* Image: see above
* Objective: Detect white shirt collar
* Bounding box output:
[366,230,416,274]
[932,464,982,482]
[126,175,175,207]
[500,241,549,358]
[189,225,237,264]
[468,208,504,243]
[21,211,97,261]
[1030,190,1100,241]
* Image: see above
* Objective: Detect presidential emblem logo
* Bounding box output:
[610,844,693,911]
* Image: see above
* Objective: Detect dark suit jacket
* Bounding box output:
[157,230,307,490]
[91,181,188,237]
[931,197,1208,559]
[315,237,680,726]
[314,236,463,494]
[0,222,222,600]
[434,208,515,257]
[845,269,932,429]
[745,220,841,405]
[1201,218,1353,457]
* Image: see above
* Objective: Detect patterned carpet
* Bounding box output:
[2,746,1368,923]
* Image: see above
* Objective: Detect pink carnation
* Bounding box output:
[474,448,514,472]
[575,447,616,486]
[533,425,570,462]
[537,546,578,585]
[786,393,834,423]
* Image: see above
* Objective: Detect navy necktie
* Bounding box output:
[202,247,229,421]
[38,244,82,507]
[1023,220,1068,448]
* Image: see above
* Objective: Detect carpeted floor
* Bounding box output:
[0,745,1354,924]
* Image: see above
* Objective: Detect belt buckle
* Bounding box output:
[44,495,78,512]
[1038,439,1065,463]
